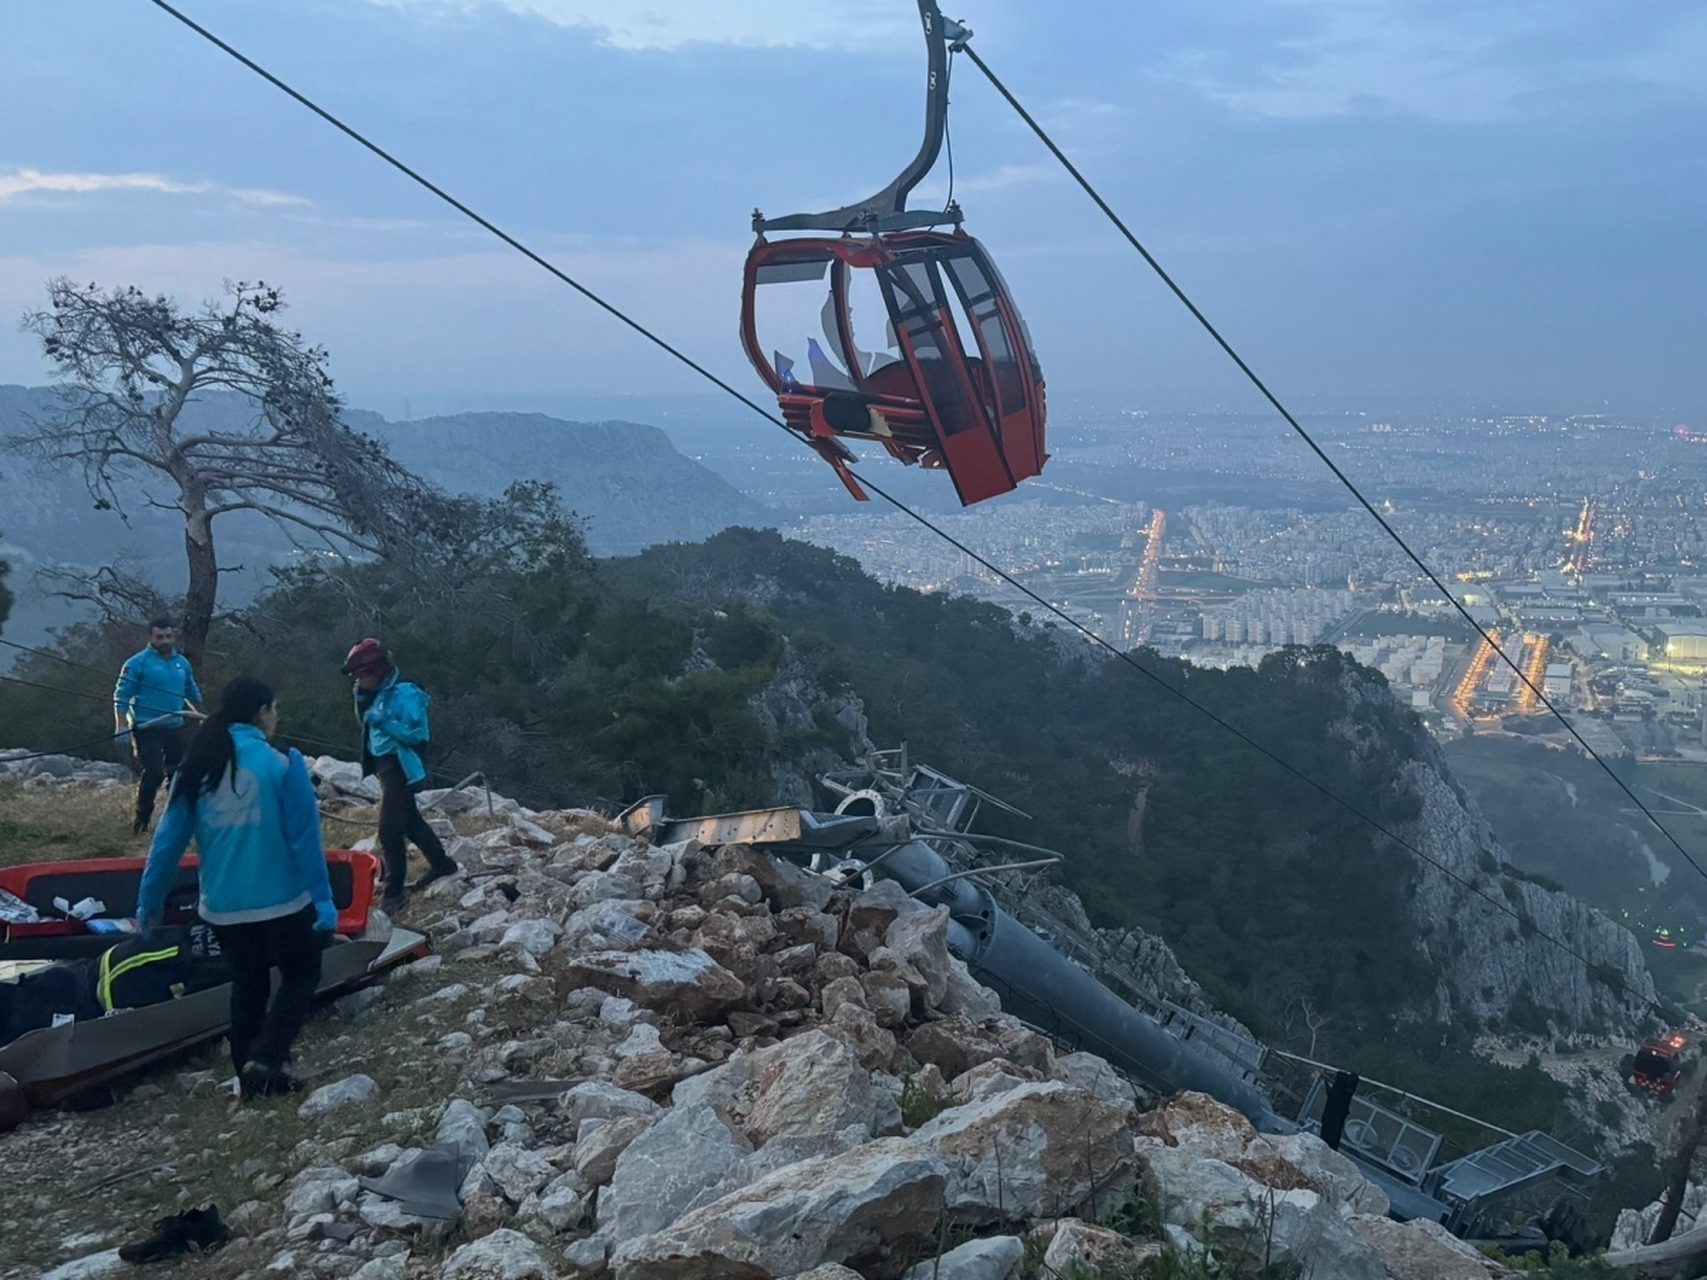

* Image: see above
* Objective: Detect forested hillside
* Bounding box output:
[0,527,1650,1080]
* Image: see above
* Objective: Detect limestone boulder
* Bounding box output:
[1051,1052,1139,1108]
[1141,1145,1385,1280]
[900,1236,1024,1280]
[575,1114,660,1186]
[1252,1132,1389,1217]
[910,1080,1136,1223]
[822,1003,902,1074]
[1134,1091,1256,1162]
[610,1137,948,1280]
[673,1029,885,1147]
[562,900,654,953]
[1039,1219,1164,1275]
[1348,1215,1508,1280]
[559,1082,661,1128]
[598,1102,753,1240]
[873,906,953,1013]
[714,844,835,912]
[562,949,746,1020]
[441,1227,560,1279]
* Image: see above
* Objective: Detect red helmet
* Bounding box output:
[341,637,391,677]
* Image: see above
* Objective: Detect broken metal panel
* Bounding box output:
[1300,1078,1443,1184]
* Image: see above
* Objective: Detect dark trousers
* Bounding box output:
[374,754,451,899]
[132,725,185,826]
[210,905,323,1073]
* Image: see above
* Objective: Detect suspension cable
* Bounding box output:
[955,41,1707,890]
[125,0,1664,1013]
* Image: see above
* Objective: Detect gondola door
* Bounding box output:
[878,252,1017,505]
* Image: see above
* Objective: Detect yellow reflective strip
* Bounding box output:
[97,946,180,1011]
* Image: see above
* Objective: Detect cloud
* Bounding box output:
[0,235,756,397]
[363,0,914,50]
[1159,0,1676,123]
[0,168,309,208]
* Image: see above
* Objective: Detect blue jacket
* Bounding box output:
[138,725,334,927]
[114,646,203,730]
[357,671,431,786]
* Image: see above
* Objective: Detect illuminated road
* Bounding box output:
[1565,498,1596,574]
[1513,633,1549,714]
[1452,629,1501,718]
[1120,508,1166,646]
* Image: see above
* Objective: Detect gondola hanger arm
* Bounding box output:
[753,0,971,235]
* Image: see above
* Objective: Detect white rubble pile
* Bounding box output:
[29,760,1503,1280]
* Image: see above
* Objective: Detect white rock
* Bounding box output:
[501,918,563,957]
[574,1114,659,1186]
[902,1236,1024,1280]
[484,1142,557,1203]
[285,1165,360,1215]
[1348,1215,1503,1280]
[1052,1052,1139,1108]
[610,1137,948,1280]
[598,1102,753,1240]
[438,1098,493,1160]
[351,1254,411,1280]
[563,901,653,952]
[563,948,745,1019]
[40,1251,125,1280]
[613,1024,664,1059]
[911,1081,1135,1222]
[298,1074,378,1118]
[563,1237,608,1272]
[672,1029,884,1146]
[559,1082,660,1127]
[534,1173,591,1231]
[441,1227,560,1279]
[598,996,656,1030]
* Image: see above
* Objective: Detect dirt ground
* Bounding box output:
[0,781,539,1278]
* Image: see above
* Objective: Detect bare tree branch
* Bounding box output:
[9,278,459,661]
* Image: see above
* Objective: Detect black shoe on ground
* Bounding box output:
[379,893,407,917]
[411,860,459,893]
[239,1062,301,1100]
[118,1204,231,1262]
[131,816,148,836]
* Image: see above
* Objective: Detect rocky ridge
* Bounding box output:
[10,760,1526,1280]
[1332,671,1656,1037]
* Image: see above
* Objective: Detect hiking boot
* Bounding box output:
[379,892,407,918]
[411,859,459,893]
[119,1204,231,1262]
[131,816,148,836]
[239,1062,301,1100]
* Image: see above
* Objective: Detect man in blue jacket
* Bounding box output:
[342,639,458,913]
[113,617,203,835]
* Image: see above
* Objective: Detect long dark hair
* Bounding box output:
[169,676,276,810]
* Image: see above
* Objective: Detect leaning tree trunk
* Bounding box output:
[180,506,217,666]
[1649,1077,1707,1245]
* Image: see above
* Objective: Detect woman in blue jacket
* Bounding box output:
[137,676,335,1099]
[342,639,458,914]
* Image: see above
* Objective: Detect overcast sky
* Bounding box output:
[2,0,1703,420]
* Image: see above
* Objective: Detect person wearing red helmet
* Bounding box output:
[341,638,458,913]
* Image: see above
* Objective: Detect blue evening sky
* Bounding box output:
[2,0,1703,418]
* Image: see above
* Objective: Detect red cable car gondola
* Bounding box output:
[1632,1033,1686,1095]
[740,2,1047,507]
